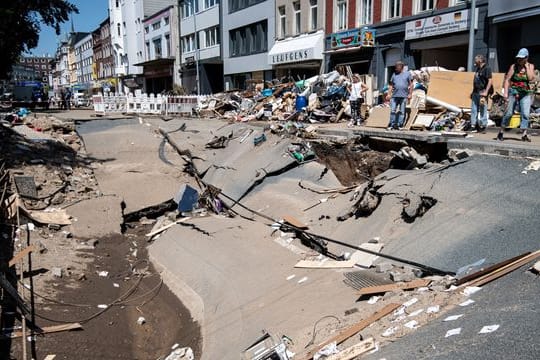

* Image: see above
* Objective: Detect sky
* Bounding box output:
[30,0,109,56]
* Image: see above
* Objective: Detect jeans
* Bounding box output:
[389,97,407,128]
[470,93,488,128]
[501,93,532,129]
[350,99,361,123]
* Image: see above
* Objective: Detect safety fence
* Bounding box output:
[92,93,208,116]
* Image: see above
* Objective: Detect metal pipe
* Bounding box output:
[467,0,477,72]
[426,95,462,113]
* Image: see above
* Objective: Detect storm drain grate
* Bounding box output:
[343,271,393,291]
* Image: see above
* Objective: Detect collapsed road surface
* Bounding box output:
[74,115,540,359]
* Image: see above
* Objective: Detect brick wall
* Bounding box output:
[402,0,413,17]
[348,0,357,28]
[326,0,333,34]
[374,0,382,23]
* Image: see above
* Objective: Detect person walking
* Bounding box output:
[387,61,413,130]
[497,48,536,142]
[470,54,492,132]
[65,87,72,110]
[347,74,368,126]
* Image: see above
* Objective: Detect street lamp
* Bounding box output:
[466,0,476,72]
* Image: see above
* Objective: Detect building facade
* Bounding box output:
[180,0,223,94]
[93,18,116,93]
[52,40,71,92]
[16,56,54,85]
[269,0,326,80]
[74,33,94,89]
[137,5,181,93]
[222,0,275,90]
[108,0,175,93]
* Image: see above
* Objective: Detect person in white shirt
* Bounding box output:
[348,74,368,126]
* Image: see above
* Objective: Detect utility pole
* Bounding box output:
[192,0,200,95]
[467,0,476,71]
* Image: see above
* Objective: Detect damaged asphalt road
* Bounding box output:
[75,116,540,360]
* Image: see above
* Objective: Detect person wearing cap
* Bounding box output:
[347,74,369,126]
[386,61,413,130]
[470,54,492,133]
[498,48,536,142]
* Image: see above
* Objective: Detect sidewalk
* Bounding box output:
[315,122,540,158]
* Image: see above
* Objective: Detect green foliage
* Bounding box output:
[0,1,78,78]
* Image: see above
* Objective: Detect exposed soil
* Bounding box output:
[312,141,394,186]
[7,224,201,360]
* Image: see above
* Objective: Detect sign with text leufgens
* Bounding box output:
[269,48,315,65]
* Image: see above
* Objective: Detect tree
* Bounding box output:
[0,1,78,78]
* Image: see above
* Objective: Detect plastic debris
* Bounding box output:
[313,342,338,360]
[97,304,108,309]
[408,309,424,317]
[426,305,440,314]
[164,347,194,360]
[443,314,464,322]
[286,274,296,281]
[97,271,109,277]
[368,296,380,304]
[137,316,146,325]
[445,328,462,338]
[524,160,540,171]
[402,298,419,307]
[458,299,475,307]
[382,326,399,337]
[404,320,419,329]
[297,276,308,284]
[479,324,500,334]
[113,283,120,288]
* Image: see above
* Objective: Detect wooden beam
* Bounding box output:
[6,323,82,339]
[9,245,37,267]
[357,279,431,296]
[300,303,400,360]
[455,252,531,286]
[325,338,376,360]
[145,217,191,238]
[464,250,540,288]
[282,215,308,229]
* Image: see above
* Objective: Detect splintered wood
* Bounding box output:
[357,278,431,296]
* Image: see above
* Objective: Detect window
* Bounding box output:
[144,26,149,34]
[309,0,318,31]
[383,0,402,20]
[336,0,347,31]
[164,17,169,25]
[205,0,218,8]
[358,0,373,25]
[165,34,171,56]
[203,27,219,48]
[450,0,466,5]
[153,38,162,57]
[278,6,286,38]
[229,20,267,57]
[182,0,199,18]
[145,41,150,59]
[117,23,121,36]
[229,0,265,14]
[414,0,434,13]
[293,1,301,34]
[115,0,119,7]
[181,34,196,53]
[152,21,160,30]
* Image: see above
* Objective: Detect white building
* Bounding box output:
[108,0,176,93]
[221,0,276,90]
[180,0,223,94]
[52,40,70,92]
[74,33,94,88]
[137,5,181,93]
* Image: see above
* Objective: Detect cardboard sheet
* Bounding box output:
[366,107,391,128]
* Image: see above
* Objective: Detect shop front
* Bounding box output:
[325,28,376,75]
[268,30,325,81]
[405,9,473,71]
[135,58,174,94]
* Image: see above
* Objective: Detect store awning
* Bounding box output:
[492,7,540,23]
[134,57,175,67]
[409,33,468,50]
[268,30,324,66]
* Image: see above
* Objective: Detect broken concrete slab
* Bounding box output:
[67,196,123,238]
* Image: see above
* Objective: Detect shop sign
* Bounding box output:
[330,28,376,49]
[405,10,470,40]
[269,49,314,65]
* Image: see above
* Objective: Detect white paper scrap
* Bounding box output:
[462,286,482,296]
[402,298,418,307]
[459,299,475,307]
[408,309,424,317]
[445,328,462,338]
[443,314,464,322]
[426,305,440,314]
[97,304,108,309]
[286,274,296,281]
[381,326,399,337]
[404,320,419,329]
[297,276,308,284]
[479,324,500,334]
[368,296,380,305]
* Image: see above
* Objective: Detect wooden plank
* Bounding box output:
[357,279,431,296]
[365,107,391,128]
[44,355,57,360]
[455,252,531,286]
[301,303,400,360]
[145,217,191,238]
[325,338,376,360]
[282,215,308,229]
[465,250,540,288]
[404,108,419,130]
[7,323,82,339]
[9,245,37,267]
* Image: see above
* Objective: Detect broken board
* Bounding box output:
[325,338,376,360]
[9,245,37,267]
[365,107,391,128]
[357,278,431,296]
[5,323,82,339]
[428,71,505,109]
[26,209,71,225]
[282,215,308,229]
